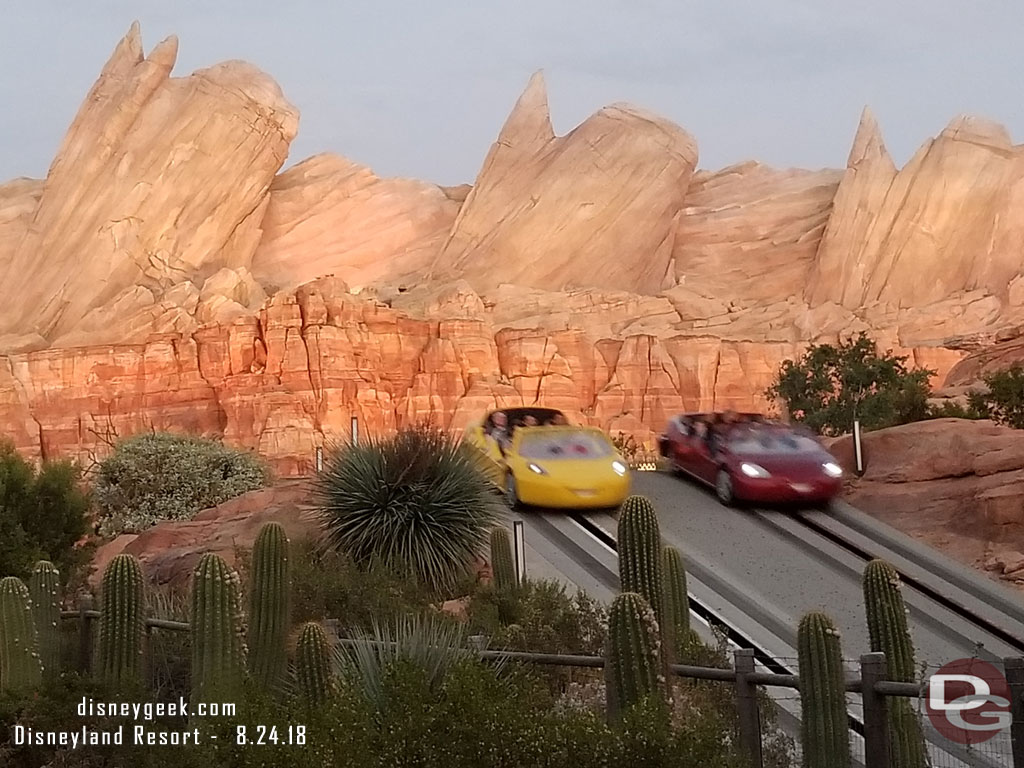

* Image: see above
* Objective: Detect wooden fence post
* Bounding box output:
[733,648,763,767]
[860,652,891,768]
[1004,656,1024,768]
[77,594,94,674]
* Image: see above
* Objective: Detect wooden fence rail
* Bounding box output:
[62,601,1004,768]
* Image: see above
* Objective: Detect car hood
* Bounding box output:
[729,452,837,475]
[515,457,625,481]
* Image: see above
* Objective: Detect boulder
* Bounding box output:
[89,480,317,586]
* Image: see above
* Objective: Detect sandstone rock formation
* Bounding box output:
[89,480,317,586]
[0,23,299,352]
[673,163,842,309]
[808,110,1024,313]
[2,23,1024,478]
[251,153,460,292]
[426,72,698,295]
[827,419,1024,585]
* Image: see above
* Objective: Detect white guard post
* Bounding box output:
[853,418,865,476]
[512,520,526,585]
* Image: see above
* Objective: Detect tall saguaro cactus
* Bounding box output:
[617,495,669,656]
[662,545,690,658]
[797,611,850,768]
[248,522,291,692]
[489,526,516,593]
[0,576,42,692]
[605,592,664,721]
[29,560,62,680]
[191,553,247,707]
[98,554,145,688]
[295,621,334,707]
[863,559,926,768]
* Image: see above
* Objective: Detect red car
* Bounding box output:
[656,413,843,507]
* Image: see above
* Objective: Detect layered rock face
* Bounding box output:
[426,73,698,295]
[3,23,1024,474]
[827,419,1024,583]
[251,153,461,293]
[0,23,299,352]
[673,163,842,309]
[808,110,1024,315]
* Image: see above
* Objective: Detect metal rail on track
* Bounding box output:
[784,511,1024,654]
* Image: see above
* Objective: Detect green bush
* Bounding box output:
[0,440,89,581]
[270,537,437,629]
[766,332,935,436]
[968,363,1024,428]
[314,425,502,596]
[338,613,474,711]
[924,399,987,421]
[94,432,269,536]
[468,578,607,656]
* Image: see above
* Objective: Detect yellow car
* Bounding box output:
[463,407,631,509]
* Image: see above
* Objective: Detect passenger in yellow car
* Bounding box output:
[489,411,511,454]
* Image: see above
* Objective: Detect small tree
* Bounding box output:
[766,332,934,436]
[0,441,89,581]
[968,364,1024,429]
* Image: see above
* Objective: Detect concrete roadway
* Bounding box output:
[509,469,1024,767]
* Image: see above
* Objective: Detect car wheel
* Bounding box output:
[505,473,521,509]
[715,469,736,507]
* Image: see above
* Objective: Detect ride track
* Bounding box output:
[513,469,1024,768]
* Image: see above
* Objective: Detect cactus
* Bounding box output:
[617,495,669,656]
[605,592,664,721]
[191,553,247,708]
[0,576,42,692]
[863,559,927,768]
[29,560,61,680]
[797,611,850,768]
[295,621,334,707]
[248,522,291,692]
[490,527,516,593]
[98,554,145,688]
[661,545,690,659]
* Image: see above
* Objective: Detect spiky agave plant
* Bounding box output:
[336,613,473,711]
[314,425,503,595]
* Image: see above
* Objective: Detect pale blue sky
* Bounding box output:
[2,0,1022,186]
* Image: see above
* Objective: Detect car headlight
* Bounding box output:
[612,460,627,475]
[740,462,770,478]
[527,462,547,475]
[822,462,842,477]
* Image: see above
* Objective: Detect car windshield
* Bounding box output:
[518,430,614,459]
[727,429,821,455]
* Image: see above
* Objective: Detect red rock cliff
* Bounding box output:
[3,23,1024,473]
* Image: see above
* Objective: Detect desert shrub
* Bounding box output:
[0,641,762,768]
[968,363,1024,428]
[93,432,269,536]
[924,399,987,420]
[468,578,607,655]
[144,583,192,702]
[766,331,934,436]
[314,424,502,596]
[0,440,90,581]
[272,537,437,629]
[611,432,641,460]
[337,612,477,711]
[610,432,661,467]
